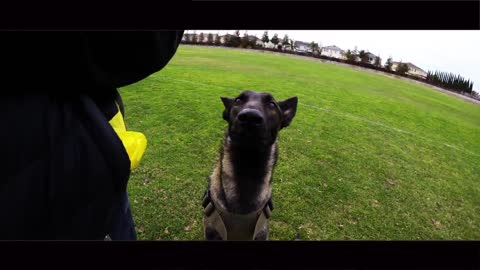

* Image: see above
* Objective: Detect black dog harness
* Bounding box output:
[202,189,274,240]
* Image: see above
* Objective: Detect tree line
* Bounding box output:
[426,71,474,94]
[182,30,478,99]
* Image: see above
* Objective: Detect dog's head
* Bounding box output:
[221,90,298,145]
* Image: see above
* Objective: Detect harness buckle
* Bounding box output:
[264,204,272,219]
[268,198,274,211]
[202,189,211,208]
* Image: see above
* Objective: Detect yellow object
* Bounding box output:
[109,104,147,170]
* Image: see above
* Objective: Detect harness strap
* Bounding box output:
[204,202,228,240]
[253,210,268,239]
[202,189,272,240]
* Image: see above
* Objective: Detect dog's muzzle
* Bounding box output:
[237,108,264,126]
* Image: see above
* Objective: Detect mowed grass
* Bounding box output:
[119,45,480,240]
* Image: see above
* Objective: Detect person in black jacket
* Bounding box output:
[0,31,184,240]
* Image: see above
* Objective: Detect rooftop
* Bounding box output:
[392,62,426,72]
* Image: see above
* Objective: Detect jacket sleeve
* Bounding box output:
[0,31,184,93]
[83,31,184,89]
[0,31,184,239]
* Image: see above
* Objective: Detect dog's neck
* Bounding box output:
[210,135,277,214]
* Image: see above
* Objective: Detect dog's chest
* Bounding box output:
[220,210,261,240]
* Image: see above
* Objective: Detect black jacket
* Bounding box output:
[0,31,183,239]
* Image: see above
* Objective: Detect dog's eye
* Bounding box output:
[269,101,276,108]
[235,98,241,103]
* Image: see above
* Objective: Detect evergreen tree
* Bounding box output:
[396,62,409,75]
[345,49,356,62]
[271,34,280,48]
[384,57,393,71]
[282,34,290,50]
[227,30,241,47]
[290,39,296,51]
[214,33,221,46]
[241,32,249,48]
[359,50,369,63]
[262,31,269,47]
[192,32,198,44]
[207,33,213,45]
[308,41,319,55]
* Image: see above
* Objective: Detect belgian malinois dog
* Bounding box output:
[202,90,298,240]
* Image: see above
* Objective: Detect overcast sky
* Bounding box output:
[191,30,480,91]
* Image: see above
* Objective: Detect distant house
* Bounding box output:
[209,33,219,43]
[247,35,263,47]
[405,63,427,78]
[195,34,204,43]
[220,34,235,44]
[182,33,221,44]
[263,41,275,49]
[182,33,195,42]
[391,62,404,73]
[246,35,255,40]
[264,40,282,49]
[321,45,346,60]
[294,41,310,53]
[392,62,427,78]
[197,33,210,43]
[364,52,378,65]
[391,62,400,71]
[256,38,264,47]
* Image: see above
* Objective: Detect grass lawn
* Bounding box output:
[119,45,480,240]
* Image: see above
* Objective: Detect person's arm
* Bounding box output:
[0,31,184,93]
[83,31,184,89]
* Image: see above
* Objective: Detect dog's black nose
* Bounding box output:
[238,109,264,125]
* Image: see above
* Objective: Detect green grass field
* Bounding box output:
[119,45,480,240]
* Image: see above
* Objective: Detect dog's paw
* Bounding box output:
[205,227,223,240]
[254,229,268,241]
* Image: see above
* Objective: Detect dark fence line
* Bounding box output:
[181,41,479,101]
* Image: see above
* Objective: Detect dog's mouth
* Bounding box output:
[229,122,268,142]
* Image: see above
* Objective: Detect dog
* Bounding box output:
[202,90,298,240]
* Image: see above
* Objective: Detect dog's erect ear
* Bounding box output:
[278,97,298,128]
[221,97,234,121]
[221,97,234,109]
